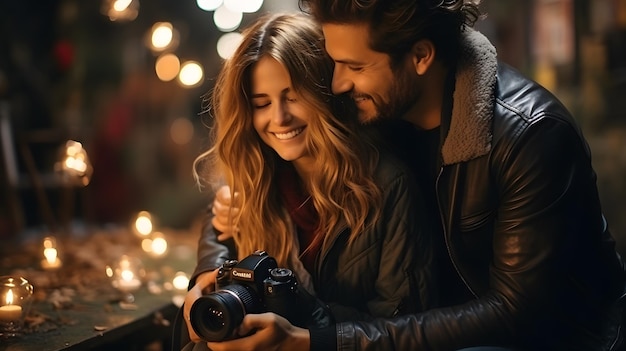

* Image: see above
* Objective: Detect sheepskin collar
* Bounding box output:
[441,27,498,165]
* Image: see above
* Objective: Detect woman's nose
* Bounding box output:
[271,103,292,125]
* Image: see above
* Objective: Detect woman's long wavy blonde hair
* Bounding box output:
[194,12,382,268]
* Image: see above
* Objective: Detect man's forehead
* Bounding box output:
[322,22,392,68]
[321,23,374,61]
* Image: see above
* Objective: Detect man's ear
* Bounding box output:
[411,39,435,75]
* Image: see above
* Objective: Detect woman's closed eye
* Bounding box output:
[253,103,270,109]
[252,98,270,109]
[252,96,296,108]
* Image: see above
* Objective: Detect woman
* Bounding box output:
[182,12,436,347]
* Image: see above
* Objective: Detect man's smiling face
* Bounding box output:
[322,22,420,123]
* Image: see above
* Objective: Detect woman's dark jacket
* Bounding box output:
[190,151,437,327]
[309,28,626,351]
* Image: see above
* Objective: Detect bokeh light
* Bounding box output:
[170,117,194,145]
[178,61,204,87]
[155,53,181,82]
[113,0,132,11]
[216,32,243,59]
[102,0,139,22]
[224,0,263,13]
[172,271,190,290]
[151,22,173,50]
[213,5,242,32]
[196,0,223,11]
[133,211,154,237]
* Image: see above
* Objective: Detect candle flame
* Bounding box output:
[44,248,58,264]
[6,289,14,305]
[121,270,134,281]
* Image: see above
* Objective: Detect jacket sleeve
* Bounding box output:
[188,206,233,288]
[312,117,624,350]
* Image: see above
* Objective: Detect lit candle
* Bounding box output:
[41,236,62,270]
[106,255,144,299]
[0,290,22,322]
[116,270,141,291]
[41,247,62,270]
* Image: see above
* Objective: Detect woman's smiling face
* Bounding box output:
[251,55,313,163]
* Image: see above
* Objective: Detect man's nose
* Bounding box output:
[332,67,353,95]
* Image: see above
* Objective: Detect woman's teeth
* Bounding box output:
[274,127,303,140]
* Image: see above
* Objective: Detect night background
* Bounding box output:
[1,0,625,254]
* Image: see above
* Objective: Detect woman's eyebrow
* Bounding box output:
[251,87,292,98]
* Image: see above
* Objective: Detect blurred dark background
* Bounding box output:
[1,0,625,254]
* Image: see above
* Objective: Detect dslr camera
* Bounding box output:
[189,250,304,341]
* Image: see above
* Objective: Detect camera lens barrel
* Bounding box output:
[189,284,263,341]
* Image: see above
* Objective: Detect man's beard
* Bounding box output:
[375,66,420,121]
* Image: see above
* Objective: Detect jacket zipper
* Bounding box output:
[436,165,478,298]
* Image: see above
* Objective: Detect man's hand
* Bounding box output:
[184,269,219,343]
[206,312,310,351]
[211,185,239,240]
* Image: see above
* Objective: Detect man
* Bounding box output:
[201,0,626,350]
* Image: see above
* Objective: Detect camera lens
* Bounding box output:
[189,284,263,341]
[203,299,229,332]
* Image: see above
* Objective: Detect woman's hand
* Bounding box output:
[206,312,311,351]
[184,269,219,343]
[211,185,239,240]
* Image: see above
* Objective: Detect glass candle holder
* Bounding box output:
[105,255,145,303]
[0,276,34,338]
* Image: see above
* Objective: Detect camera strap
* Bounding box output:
[171,305,187,351]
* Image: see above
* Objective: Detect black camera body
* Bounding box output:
[189,250,303,342]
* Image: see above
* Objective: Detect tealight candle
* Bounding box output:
[41,236,63,270]
[116,270,141,291]
[0,305,21,322]
[106,255,145,303]
[0,276,34,338]
[0,290,22,322]
[41,247,62,270]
